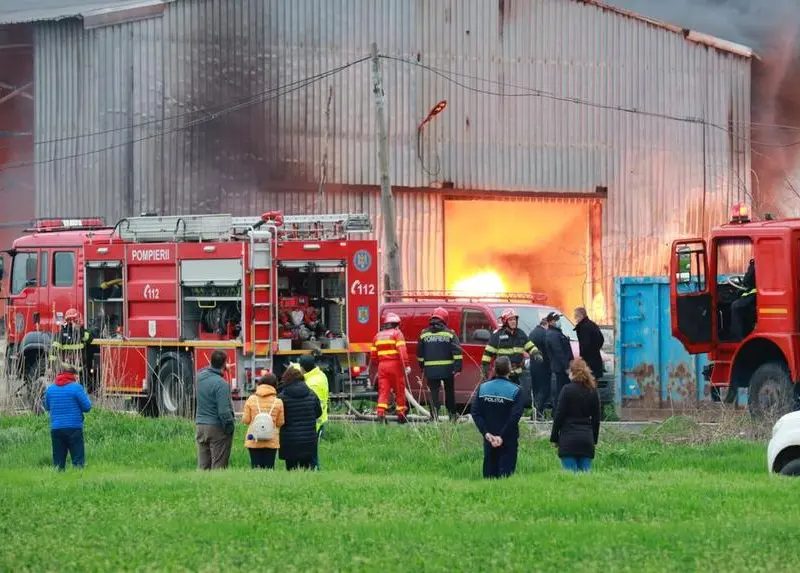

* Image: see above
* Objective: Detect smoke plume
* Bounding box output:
[606,0,800,215]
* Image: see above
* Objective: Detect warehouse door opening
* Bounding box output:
[444,198,591,316]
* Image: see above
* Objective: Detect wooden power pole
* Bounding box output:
[370,42,402,298]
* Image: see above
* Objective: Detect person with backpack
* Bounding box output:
[44,366,92,471]
[242,373,285,469]
[278,365,322,471]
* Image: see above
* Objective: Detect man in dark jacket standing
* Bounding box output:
[417,307,462,422]
[529,317,551,420]
[278,365,323,471]
[573,307,605,380]
[545,312,574,412]
[472,357,526,479]
[195,350,235,470]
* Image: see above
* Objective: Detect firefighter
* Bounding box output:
[481,308,541,385]
[731,258,756,342]
[417,307,462,422]
[371,312,411,424]
[49,308,94,390]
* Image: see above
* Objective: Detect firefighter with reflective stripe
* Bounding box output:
[481,308,541,384]
[49,308,94,389]
[731,258,757,343]
[371,312,411,424]
[417,307,462,422]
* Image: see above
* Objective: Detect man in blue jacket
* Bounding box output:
[44,366,92,470]
[471,357,526,479]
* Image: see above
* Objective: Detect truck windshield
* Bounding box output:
[491,306,579,341]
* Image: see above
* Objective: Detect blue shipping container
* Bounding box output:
[614,276,746,408]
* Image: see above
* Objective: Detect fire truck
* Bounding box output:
[2,212,380,416]
[670,203,800,420]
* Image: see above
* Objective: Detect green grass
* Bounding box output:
[0,411,797,572]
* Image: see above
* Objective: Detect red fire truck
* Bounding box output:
[670,203,800,420]
[2,212,380,416]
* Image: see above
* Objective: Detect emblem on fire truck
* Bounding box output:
[357,306,370,324]
[353,250,372,272]
[148,320,157,338]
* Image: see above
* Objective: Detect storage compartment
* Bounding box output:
[85,262,124,338]
[277,260,347,348]
[180,259,243,341]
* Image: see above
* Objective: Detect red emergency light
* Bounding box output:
[729,203,751,224]
[33,218,106,231]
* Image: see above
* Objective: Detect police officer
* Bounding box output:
[417,307,462,422]
[481,308,541,385]
[49,308,94,390]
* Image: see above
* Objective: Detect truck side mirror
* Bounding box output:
[472,328,491,343]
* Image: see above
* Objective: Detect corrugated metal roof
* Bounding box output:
[0,0,170,25]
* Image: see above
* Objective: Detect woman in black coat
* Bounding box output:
[550,358,601,472]
[278,366,322,471]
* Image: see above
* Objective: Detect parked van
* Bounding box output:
[380,294,614,411]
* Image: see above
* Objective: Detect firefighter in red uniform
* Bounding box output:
[371,312,411,424]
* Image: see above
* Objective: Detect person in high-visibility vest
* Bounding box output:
[49,308,94,387]
[370,312,411,424]
[731,259,756,342]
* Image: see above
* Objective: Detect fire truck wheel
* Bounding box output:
[748,362,794,423]
[780,459,800,476]
[156,356,194,419]
[23,356,47,415]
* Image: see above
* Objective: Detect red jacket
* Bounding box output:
[370,328,409,366]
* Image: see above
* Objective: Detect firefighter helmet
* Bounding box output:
[431,307,448,323]
[384,312,401,325]
[64,308,81,323]
[499,308,518,324]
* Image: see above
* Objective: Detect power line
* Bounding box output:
[0,57,369,171]
[382,55,800,149]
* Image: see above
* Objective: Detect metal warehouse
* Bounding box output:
[0,0,754,320]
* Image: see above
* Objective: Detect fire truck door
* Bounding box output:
[670,239,713,353]
[6,249,43,338]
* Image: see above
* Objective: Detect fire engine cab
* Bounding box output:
[670,203,800,420]
[3,212,379,416]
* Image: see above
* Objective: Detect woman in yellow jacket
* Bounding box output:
[242,373,285,469]
[299,354,328,470]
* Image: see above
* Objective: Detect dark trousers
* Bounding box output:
[532,369,552,418]
[286,458,314,471]
[552,372,570,412]
[51,428,85,470]
[731,295,756,340]
[196,424,233,470]
[248,447,277,469]
[482,440,518,479]
[311,424,325,470]
[428,377,456,419]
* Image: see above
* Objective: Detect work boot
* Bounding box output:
[377,414,388,425]
[449,413,458,423]
[397,412,409,425]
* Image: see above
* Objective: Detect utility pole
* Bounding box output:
[370,42,402,298]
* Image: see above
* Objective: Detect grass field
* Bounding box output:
[0,411,797,573]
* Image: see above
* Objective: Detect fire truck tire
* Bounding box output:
[156,355,194,419]
[747,362,794,421]
[23,355,47,415]
[780,459,800,476]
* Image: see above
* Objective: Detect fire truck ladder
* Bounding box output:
[232,213,372,240]
[249,229,274,378]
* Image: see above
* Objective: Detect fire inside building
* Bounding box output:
[1,0,789,340]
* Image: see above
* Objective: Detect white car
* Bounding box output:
[767,411,800,476]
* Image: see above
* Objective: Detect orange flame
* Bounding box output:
[452,270,507,295]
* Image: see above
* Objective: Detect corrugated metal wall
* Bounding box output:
[32,0,753,306]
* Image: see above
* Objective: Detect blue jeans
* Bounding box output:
[561,456,592,472]
[311,424,325,470]
[51,428,85,470]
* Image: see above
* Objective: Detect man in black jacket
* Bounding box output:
[278,365,322,471]
[573,307,605,380]
[529,317,552,420]
[417,307,462,422]
[545,312,574,412]
[471,357,526,479]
